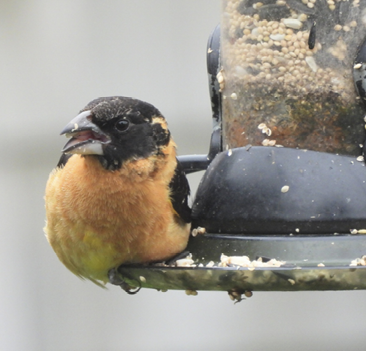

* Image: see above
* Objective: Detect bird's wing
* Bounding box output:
[168,159,191,224]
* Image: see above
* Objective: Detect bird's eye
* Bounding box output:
[115,119,129,132]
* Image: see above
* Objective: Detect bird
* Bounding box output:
[44,96,191,288]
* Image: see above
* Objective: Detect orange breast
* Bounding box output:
[44,144,190,285]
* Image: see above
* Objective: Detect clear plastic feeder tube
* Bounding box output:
[220,0,366,155]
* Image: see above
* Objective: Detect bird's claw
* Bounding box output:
[108,268,142,294]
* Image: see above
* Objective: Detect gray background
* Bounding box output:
[0,1,365,350]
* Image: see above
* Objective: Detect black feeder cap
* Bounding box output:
[191,146,366,235]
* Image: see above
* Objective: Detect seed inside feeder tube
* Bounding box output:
[258,123,267,129]
[217,72,224,83]
[305,56,318,72]
[284,18,303,30]
[281,185,290,193]
[270,34,285,41]
[219,0,366,156]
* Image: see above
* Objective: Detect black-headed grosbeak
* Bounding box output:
[44,96,191,287]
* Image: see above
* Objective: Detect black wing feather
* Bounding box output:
[169,159,191,224]
[57,153,73,168]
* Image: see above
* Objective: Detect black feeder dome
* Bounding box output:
[116,3,366,294]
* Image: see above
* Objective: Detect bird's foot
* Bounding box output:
[108,268,141,295]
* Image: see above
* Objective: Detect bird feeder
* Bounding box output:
[116,0,366,296]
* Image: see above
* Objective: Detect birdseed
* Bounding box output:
[220,253,286,268]
[191,226,207,237]
[220,0,366,155]
[349,255,366,267]
[175,254,196,267]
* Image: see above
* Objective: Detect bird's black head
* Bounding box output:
[60,97,171,170]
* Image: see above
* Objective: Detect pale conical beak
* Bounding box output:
[60,110,110,155]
